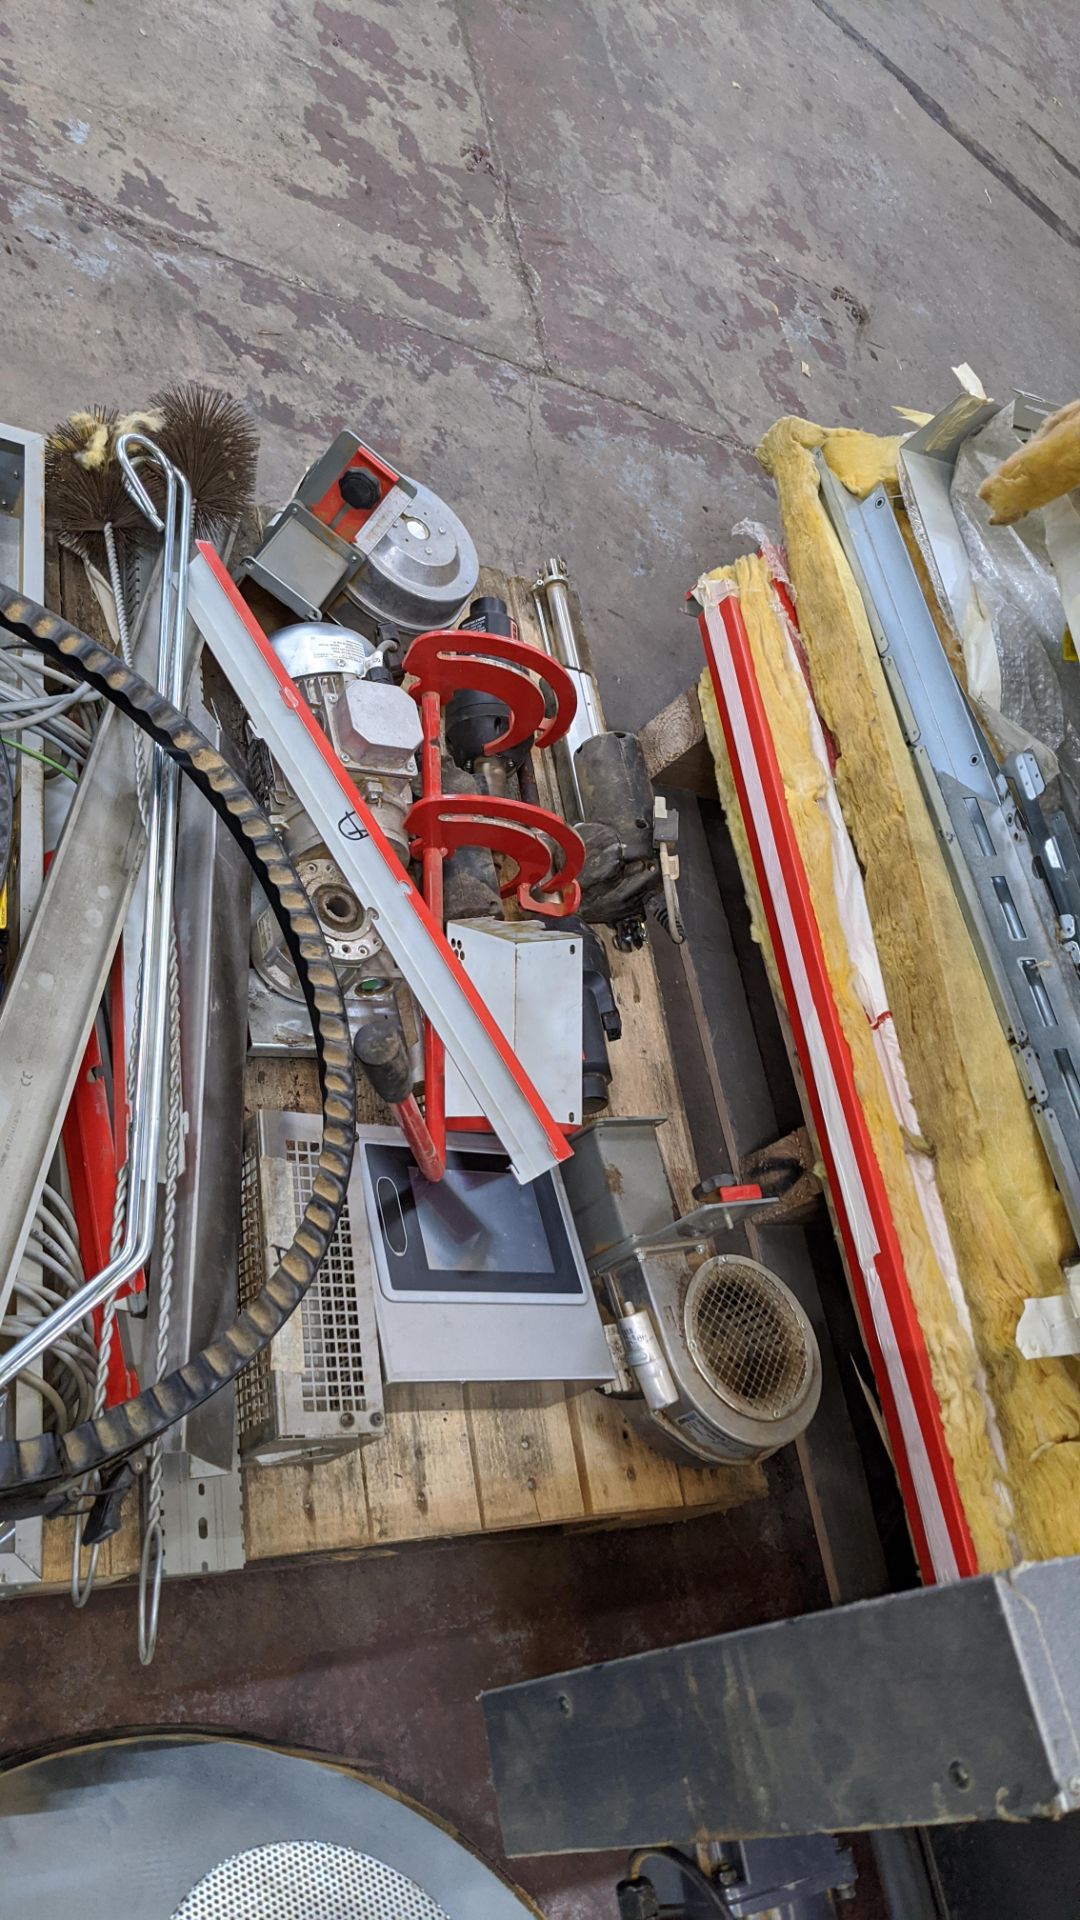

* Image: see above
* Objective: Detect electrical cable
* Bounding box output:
[0,733,11,888]
[625,1848,730,1916]
[0,579,356,1523]
[2,738,78,782]
[7,1189,98,1442]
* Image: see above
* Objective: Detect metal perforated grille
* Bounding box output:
[236,1141,272,1439]
[684,1257,810,1420]
[172,1839,449,1919]
[286,1133,369,1414]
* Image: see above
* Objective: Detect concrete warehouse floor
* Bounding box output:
[1,1,1078,1913]
[2,0,1079,733]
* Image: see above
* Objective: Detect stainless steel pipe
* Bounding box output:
[530,557,604,823]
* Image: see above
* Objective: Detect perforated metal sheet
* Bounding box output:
[0,1736,534,1920]
[237,1112,384,1455]
[684,1256,810,1420]
[173,1840,449,1920]
[286,1131,370,1414]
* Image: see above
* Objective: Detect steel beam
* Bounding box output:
[482,1557,1080,1853]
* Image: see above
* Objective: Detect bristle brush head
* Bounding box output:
[147,382,258,537]
[45,406,145,566]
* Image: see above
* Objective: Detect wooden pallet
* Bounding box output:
[38,563,764,1589]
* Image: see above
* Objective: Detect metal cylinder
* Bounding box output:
[270,622,375,683]
[574,730,654,863]
[530,559,604,822]
[616,1309,678,1410]
[446,596,532,775]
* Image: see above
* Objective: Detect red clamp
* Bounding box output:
[403,627,578,755]
[407,792,582,918]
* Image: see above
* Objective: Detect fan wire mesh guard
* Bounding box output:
[171,1839,449,1919]
[684,1257,810,1420]
[236,1140,272,1437]
[287,1132,369,1414]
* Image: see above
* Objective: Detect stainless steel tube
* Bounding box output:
[530,557,604,822]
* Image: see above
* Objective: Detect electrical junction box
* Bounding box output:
[444,919,584,1127]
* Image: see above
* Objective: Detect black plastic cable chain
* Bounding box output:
[0,582,357,1521]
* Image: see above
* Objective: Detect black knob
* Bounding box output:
[340,467,381,510]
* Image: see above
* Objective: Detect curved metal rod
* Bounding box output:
[137,1516,164,1664]
[0,438,193,1391]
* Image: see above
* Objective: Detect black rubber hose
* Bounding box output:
[0,740,12,893]
[0,582,357,1521]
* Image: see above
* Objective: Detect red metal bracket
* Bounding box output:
[403,626,578,755]
[407,792,583,918]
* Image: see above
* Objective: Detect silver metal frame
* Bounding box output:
[0,421,46,1587]
[164,673,251,1472]
[0,556,168,1320]
[819,459,1080,1246]
[0,439,192,1390]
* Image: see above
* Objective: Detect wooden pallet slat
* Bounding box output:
[245,1450,373,1561]
[362,1384,483,1545]
[465,1382,587,1531]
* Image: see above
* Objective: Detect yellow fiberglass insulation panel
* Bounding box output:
[699,556,1013,1570]
[752,416,1080,1566]
[978,398,1080,525]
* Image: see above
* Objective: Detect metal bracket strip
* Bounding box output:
[187,544,568,1186]
[819,461,1080,1244]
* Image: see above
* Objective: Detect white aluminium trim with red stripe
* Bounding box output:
[699,579,976,1582]
[187,543,569,1185]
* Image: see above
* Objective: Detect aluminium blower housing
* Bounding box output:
[610,1249,821,1466]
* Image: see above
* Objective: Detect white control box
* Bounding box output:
[444,919,584,1127]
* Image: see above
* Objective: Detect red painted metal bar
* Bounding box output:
[419,687,446,1174]
[61,1019,139,1406]
[42,844,140,1407]
[396,1093,444,1184]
